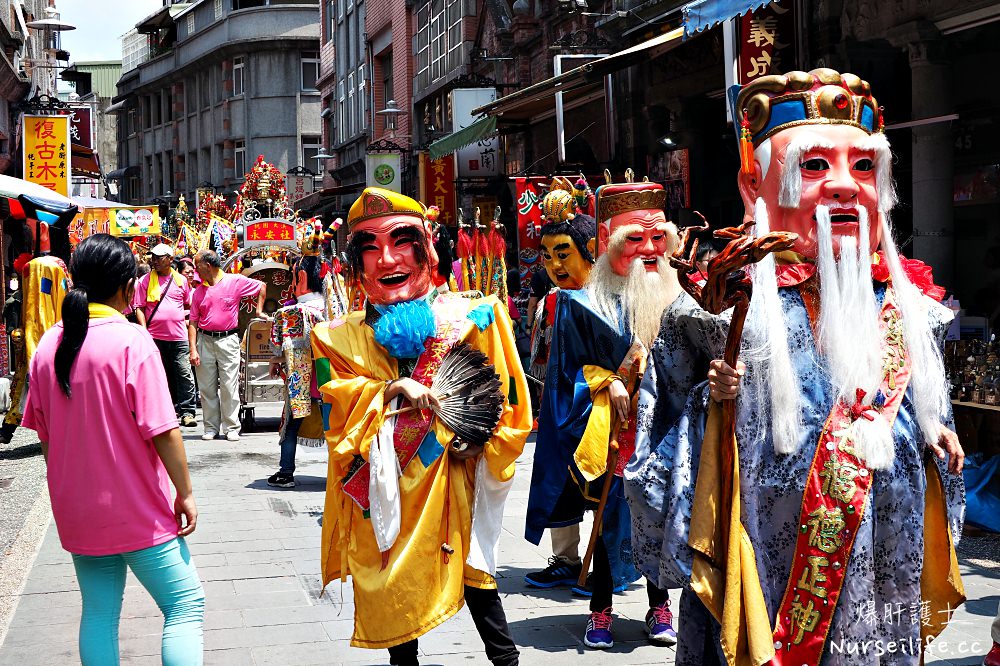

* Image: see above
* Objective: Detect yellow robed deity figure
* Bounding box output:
[311,188,530,659]
[3,256,70,440]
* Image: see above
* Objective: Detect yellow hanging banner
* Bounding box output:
[23,115,70,197]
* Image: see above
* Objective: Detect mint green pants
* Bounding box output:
[71,537,204,665]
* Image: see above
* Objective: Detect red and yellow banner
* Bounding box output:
[771,288,910,664]
[23,115,70,197]
[515,177,546,298]
[418,153,457,228]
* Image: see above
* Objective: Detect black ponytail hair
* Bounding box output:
[434,224,454,282]
[295,254,325,293]
[54,234,137,396]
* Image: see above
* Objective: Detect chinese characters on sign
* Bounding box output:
[68,106,93,148]
[285,173,315,205]
[23,115,70,197]
[451,88,501,179]
[515,177,546,299]
[418,153,457,227]
[739,2,796,83]
[243,218,297,248]
[109,208,161,237]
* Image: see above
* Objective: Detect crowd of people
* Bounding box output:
[10,66,997,666]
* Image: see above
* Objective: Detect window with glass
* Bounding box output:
[201,70,212,108]
[234,140,246,178]
[324,0,334,41]
[337,80,345,144]
[233,56,244,96]
[301,136,321,167]
[415,0,465,91]
[301,52,320,91]
[186,78,197,114]
[358,65,366,130]
[214,0,224,18]
[380,52,394,131]
[347,71,355,137]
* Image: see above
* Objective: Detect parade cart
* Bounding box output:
[224,217,301,430]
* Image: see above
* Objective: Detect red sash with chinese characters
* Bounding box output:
[342,297,472,511]
[771,288,910,665]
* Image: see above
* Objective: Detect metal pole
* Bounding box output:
[604,73,614,164]
[554,55,565,164]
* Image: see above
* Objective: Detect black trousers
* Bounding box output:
[387,585,519,666]
[154,338,197,417]
[589,538,668,612]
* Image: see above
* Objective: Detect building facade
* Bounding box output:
[0,0,66,176]
[112,0,321,205]
[471,0,1000,322]
[61,60,123,198]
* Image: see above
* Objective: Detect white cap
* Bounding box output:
[150,243,174,257]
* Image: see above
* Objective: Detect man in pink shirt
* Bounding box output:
[134,244,198,428]
[189,249,265,441]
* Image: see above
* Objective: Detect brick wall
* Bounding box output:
[367,0,411,142]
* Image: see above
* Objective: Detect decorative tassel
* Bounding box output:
[441,542,454,564]
[739,116,755,175]
[488,221,507,301]
[850,414,894,470]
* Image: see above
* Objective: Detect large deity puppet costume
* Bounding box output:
[528,177,598,385]
[626,69,965,666]
[310,187,530,666]
[525,171,682,648]
[522,179,598,591]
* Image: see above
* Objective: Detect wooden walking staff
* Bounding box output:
[577,419,622,588]
[669,215,796,547]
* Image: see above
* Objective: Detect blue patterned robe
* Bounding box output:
[626,284,965,665]
[526,288,642,591]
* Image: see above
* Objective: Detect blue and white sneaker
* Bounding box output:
[524,557,582,588]
[646,601,677,644]
[583,608,615,649]
[571,573,629,597]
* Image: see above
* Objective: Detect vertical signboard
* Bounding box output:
[418,153,457,227]
[366,153,402,192]
[451,88,500,178]
[68,105,93,148]
[515,177,545,298]
[285,173,315,204]
[23,115,70,197]
[739,1,796,83]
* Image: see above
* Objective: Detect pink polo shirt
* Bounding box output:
[132,272,192,342]
[22,317,180,556]
[189,273,263,332]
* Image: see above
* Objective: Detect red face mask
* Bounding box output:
[747,124,882,259]
[599,211,671,276]
[352,215,436,305]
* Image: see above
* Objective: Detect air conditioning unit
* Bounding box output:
[12,54,27,80]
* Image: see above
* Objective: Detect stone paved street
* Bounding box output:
[0,414,997,665]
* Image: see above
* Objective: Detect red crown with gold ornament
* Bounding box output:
[594,169,666,225]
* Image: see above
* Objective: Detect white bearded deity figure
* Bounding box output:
[626,69,965,666]
[526,172,684,649]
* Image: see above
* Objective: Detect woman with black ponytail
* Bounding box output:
[22,234,205,664]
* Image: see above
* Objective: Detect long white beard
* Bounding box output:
[815,204,884,404]
[742,198,801,455]
[742,202,947,469]
[587,255,679,349]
